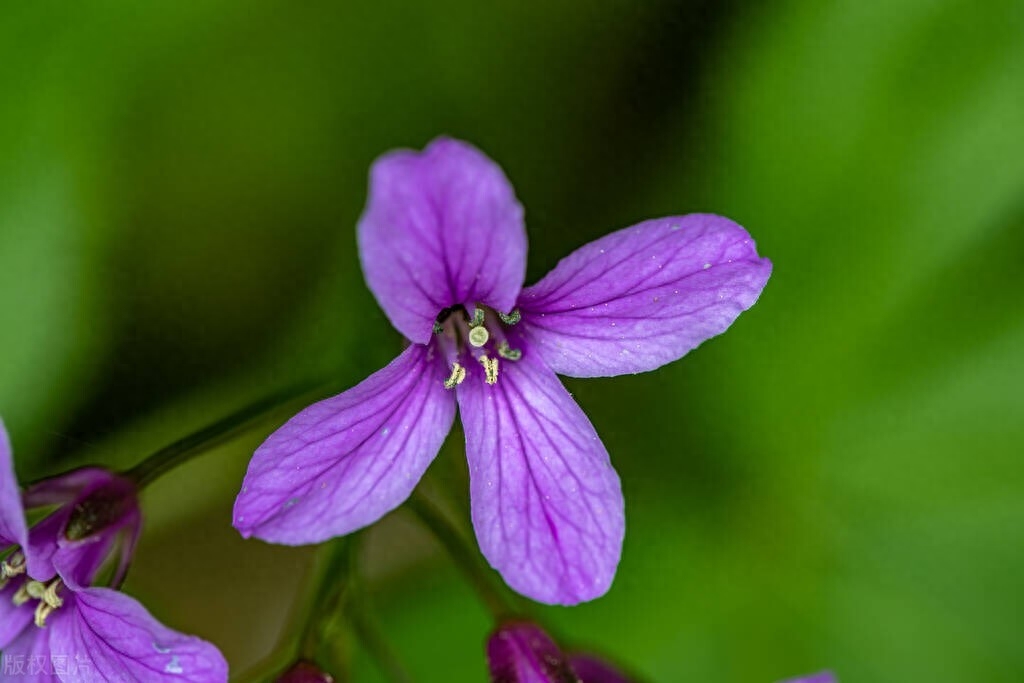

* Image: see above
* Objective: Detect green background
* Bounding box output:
[2,1,1022,681]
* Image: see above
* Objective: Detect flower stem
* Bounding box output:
[406,490,514,619]
[124,382,328,489]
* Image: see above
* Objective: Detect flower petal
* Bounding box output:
[0,419,28,551]
[778,673,838,683]
[457,352,624,605]
[0,581,34,650]
[233,345,456,544]
[487,622,577,683]
[568,654,632,683]
[518,215,772,377]
[48,587,228,682]
[358,137,528,343]
[0,615,52,683]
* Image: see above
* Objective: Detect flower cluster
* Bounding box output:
[0,421,227,682]
[234,137,772,605]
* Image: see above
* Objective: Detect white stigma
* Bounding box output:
[468,325,490,347]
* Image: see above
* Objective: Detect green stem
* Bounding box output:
[348,598,415,683]
[406,491,513,619]
[124,382,327,489]
[298,538,354,662]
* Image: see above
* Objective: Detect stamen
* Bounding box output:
[498,309,521,325]
[469,307,486,327]
[479,355,500,385]
[12,583,31,606]
[443,362,467,389]
[1,551,26,582]
[497,340,522,361]
[34,602,55,628]
[433,320,444,335]
[41,579,64,609]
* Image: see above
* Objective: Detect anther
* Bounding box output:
[432,320,444,335]
[34,602,55,628]
[479,355,500,385]
[497,340,522,361]
[1,552,26,580]
[443,362,467,390]
[12,583,31,606]
[41,579,64,609]
[498,309,521,325]
[469,307,486,327]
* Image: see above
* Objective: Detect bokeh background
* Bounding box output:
[2,1,1022,681]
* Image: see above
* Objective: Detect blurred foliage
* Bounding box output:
[1,1,1022,682]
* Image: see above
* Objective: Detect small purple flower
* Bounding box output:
[487,622,632,683]
[275,661,335,683]
[233,137,771,604]
[778,673,837,683]
[0,420,227,682]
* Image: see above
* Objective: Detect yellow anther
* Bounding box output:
[34,602,55,628]
[12,583,31,606]
[479,355,500,385]
[41,579,64,609]
[1,552,26,580]
[497,340,522,361]
[443,362,467,390]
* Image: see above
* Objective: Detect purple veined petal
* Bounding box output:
[778,672,838,683]
[0,613,52,683]
[487,622,578,683]
[21,466,114,509]
[233,344,456,545]
[0,419,28,551]
[457,351,625,605]
[358,137,528,344]
[0,581,35,650]
[568,654,632,683]
[23,506,72,582]
[518,214,772,377]
[48,587,228,683]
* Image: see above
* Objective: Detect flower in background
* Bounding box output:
[234,137,772,604]
[0,420,227,682]
[778,673,836,683]
[276,660,335,683]
[487,622,632,683]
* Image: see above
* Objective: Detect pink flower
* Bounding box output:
[0,421,227,682]
[233,138,771,604]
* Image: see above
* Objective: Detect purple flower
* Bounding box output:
[275,661,335,683]
[0,420,228,682]
[487,622,632,683]
[778,673,837,683]
[233,137,771,604]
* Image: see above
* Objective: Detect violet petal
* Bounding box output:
[487,622,578,683]
[0,618,52,683]
[519,215,771,377]
[457,352,624,605]
[48,587,228,682]
[233,345,456,544]
[568,654,631,683]
[0,420,27,551]
[778,673,837,683]
[358,137,528,344]
[0,582,34,650]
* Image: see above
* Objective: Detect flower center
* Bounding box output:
[9,569,64,628]
[433,304,523,389]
